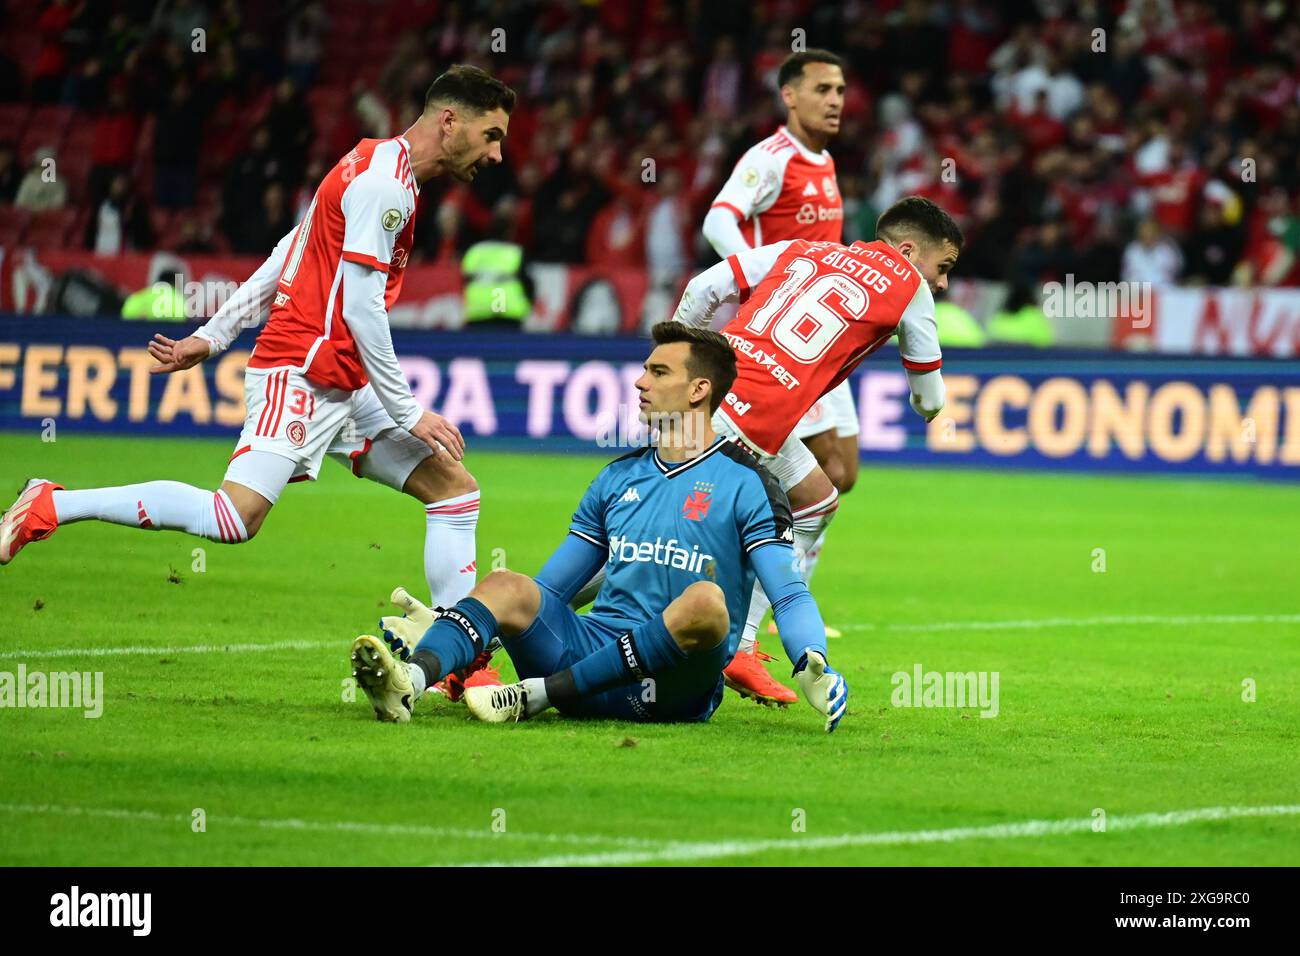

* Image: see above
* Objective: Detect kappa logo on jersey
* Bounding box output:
[781,527,794,542]
[286,420,307,448]
[620,487,641,503]
[802,181,818,197]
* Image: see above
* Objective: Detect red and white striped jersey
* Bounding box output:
[675,238,941,455]
[709,126,843,247]
[248,137,419,391]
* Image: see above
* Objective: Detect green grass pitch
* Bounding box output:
[1,431,1297,866]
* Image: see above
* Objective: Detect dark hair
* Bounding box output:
[650,321,737,414]
[875,196,964,252]
[777,49,845,89]
[425,65,516,116]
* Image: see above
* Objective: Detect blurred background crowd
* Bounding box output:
[1,0,1298,295]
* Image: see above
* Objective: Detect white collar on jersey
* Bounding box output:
[777,125,830,166]
[652,435,728,479]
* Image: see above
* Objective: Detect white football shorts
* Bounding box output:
[711,409,818,492]
[792,380,860,441]
[223,365,431,502]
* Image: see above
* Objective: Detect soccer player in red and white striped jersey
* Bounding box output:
[702,49,858,701]
[1,66,512,622]
[680,196,961,704]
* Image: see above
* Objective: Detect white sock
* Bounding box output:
[52,483,248,543]
[424,491,480,608]
[803,529,828,585]
[738,489,839,650]
[522,677,550,717]
[738,579,772,654]
[407,662,427,699]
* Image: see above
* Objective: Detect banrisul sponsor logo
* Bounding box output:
[607,535,714,573]
[50,886,151,936]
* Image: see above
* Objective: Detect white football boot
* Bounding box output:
[464,681,531,724]
[350,634,414,723]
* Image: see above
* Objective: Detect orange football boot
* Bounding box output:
[723,640,798,706]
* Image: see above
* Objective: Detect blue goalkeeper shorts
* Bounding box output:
[503,586,727,722]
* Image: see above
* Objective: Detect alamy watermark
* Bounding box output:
[0,666,104,718]
[595,406,711,450]
[891,663,999,718]
[1042,275,1152,329]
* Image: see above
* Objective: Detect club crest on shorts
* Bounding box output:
[286,420,307,448]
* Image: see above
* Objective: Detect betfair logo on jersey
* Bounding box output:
[382,208,403,231]
[607,536,714,573]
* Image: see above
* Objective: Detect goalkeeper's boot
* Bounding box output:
[0,479,62,566]
[464,681,531,724]
[769,619,842,639]
[350,634,414,723]
[723,640,798,707]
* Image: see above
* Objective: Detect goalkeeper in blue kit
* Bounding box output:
[350,322,849,732]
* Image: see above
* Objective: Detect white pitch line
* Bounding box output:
[5,613,1297,661]
[0,802,664,849]
[839,613,1300,634]
[0,639,337,660]
[462,804,1300,867]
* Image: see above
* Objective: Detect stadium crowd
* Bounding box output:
[1,0,1298,290]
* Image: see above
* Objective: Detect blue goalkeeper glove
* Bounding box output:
[793,650,848,733]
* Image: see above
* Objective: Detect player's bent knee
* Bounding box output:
[668,582,729,654]
[404,454,479,504]
[823,457,847,493]
[471,569,539,635]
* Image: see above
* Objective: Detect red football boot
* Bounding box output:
[0,479,63,565]
[436,649,503,702]
[723,640,798,707]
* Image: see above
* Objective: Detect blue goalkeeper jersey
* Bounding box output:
[566,436,794,660]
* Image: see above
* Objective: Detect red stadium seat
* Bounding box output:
[0,105,30,139]
[18,105,75,158]
[20,208,77,249]
[0,205,31,247]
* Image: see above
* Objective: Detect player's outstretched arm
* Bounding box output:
[672,241,793,327]
[751,543,848,732]
[149,227,297,375]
